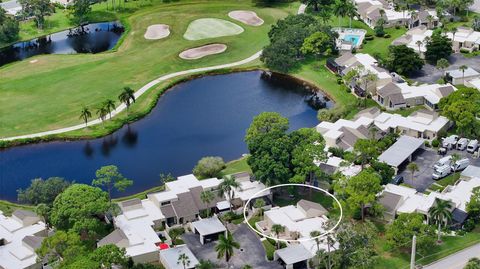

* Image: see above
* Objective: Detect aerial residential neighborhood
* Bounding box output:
[1,0,480,268]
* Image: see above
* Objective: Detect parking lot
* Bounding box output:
[398,147,480,192]
[183,224,283,269]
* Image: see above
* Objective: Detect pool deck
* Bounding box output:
[333,27,367,51]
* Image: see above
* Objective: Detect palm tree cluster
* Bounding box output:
[78,87,136,127]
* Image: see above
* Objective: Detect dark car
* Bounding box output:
[438,147,447,156]
[392,175,404,185]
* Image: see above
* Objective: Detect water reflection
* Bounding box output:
[0,21,124,66]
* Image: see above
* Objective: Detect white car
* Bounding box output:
[467,139,479,153]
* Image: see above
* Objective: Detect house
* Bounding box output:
[379,176,480,225]
[316,154,362,177]
[148,174,223,226]
[354,0,439,29]
[0,210,46,269]
[159,245,199,269]
[316,107,450,150]
[327,52,392,97]
[445,67,480,85]
[375,81,456,110]
[256,200,328,241]
[0,0,22,16]
[393,26,480,56]
[227,172,272,210]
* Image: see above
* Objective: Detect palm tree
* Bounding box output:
[427,14,434,28]
[96,106,109,124]
[79,106,92,127]
[436,58,450,70]
[253,198,266,216]
[451,27,457,43]
[345,0,358,28]
[271,224,285,249]
[407,162,419,185]
[459,65,468,84]
[218,175,241,212]
[361,71,378,107]
[428,198,453,243]
[104,99,116,119]
[333,0,348,27]
[35,203,50,235]
[310,230,324,266]
[118,86,136,112]
[303,0,321,12]
[215,232,240,265]
[177,253,191,269]
[200,190,215,217]
[416,40,423,53]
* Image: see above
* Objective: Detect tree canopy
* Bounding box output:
[0,8,20,43]
[385,213,435,254]
[425,31,452,65]
[17,177,71,205]
[345,170,383,221]
[385,45,424,75]
[439,87,480,137]
[50,184,110,237]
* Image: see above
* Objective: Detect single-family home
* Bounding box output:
[0,210,46,269]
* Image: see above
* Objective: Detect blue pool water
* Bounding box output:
[344,34,360,46]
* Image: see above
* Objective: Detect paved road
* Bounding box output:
[423,243,480,269]
[410,54,480,84]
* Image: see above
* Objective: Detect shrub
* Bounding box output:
[431,139,440,148]
[424,140,431,147]
[193,156,225,179]
[365,35,374,41]
[463,219,476,232]
[337,78,343,84]
[383,33,391,38]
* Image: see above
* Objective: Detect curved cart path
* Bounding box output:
[1,4,306,141]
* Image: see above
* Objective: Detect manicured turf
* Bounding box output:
[0,0,297,138]
[221,156,252,176]
[183,18,244,40]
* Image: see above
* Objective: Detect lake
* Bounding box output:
[0,71,332,201]
[0,21,124,66]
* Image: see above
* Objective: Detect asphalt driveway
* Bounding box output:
[183,224,283,269]
[410,54,480,84]
[398,147,480,192]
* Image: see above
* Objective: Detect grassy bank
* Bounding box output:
[0,0,297,138]
[0,200,35,216]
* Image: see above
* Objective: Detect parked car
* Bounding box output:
[392,175,404,185]
[451,158,470,172]
[457,138,470,151]
[433,165,452,180]
[434,155,452,170]
[442,135,459,149]
[467,139,479,153]
[438,147,447,155]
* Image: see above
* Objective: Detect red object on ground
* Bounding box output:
[158,243,169,250]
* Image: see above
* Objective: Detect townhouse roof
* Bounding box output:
[379,191,403,215]
[297,199,328,216]
[275,244,314,265]
[22,236,44,251]
[446,67,480,79]
[98,229,128,246]
[461,165,480,179]
[12,210,37,221]
[160,245,199,269]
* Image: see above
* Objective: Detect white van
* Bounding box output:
[434,155,452,170]
[442,135,459,149]
[457,138,470,151]
[433,165,452,180]
[467,140,479,153]
[451,158,470,172]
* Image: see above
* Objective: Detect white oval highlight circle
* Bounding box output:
[242,183,343,243]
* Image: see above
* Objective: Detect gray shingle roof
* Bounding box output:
[379,191,403,214]
[97,229,127,246]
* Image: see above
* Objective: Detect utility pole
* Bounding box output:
[410,235,417,269]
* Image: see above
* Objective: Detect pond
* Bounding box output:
[0,71,333,201]
[0,21,124,66]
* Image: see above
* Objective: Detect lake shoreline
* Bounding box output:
[0,68,332,149]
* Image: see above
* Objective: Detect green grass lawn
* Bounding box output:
[262,239,276,260]
[0,200,35,216]
[0,0,297,138]
[221,156,251,176]
[374,228,480,268]
[429,172,461,192]
[183,18,244,40]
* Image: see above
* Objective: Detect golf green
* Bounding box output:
[183,18,244,40]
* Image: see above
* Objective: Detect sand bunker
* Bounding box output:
[179,44,227,60]
[144,24,170,40]
[228,11,264,26]
[183,18,243,41]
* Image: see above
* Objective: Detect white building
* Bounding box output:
[316,107,451,150]
[379,173,480,224]
[0,210,47,269]
[0,0,22,16]
[159,245,199,269]
[445,67,480,86]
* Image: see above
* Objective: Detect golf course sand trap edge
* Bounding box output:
[183,18,244,41]
[179,44,227,60]
[144,24,170,40]
[228,10,264,26]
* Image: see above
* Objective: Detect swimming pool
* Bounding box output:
[344,34,361,46]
